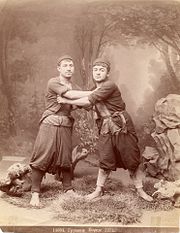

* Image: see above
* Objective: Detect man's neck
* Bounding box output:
[96,80,106,87]
[59,75,71,84]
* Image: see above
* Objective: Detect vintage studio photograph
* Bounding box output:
[0,0,180,232]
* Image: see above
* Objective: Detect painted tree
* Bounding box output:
[0,0,47,136]
[74,1,180,106]
[74,2,118,89]
[92,1,180,126]
[109,1,180,90]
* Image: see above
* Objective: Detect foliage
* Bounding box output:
[107,1,180,47]
[0,112,10,138]
[110,1,180,90]
[73,109,99,154]
[136,118,157,153]
[0,0,52,136]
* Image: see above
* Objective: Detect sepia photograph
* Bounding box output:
[0,0,180,232]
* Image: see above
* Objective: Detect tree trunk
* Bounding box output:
[0,4,16,135]
[162,44,180,91]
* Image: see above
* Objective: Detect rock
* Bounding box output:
[153,179,180,207]
[153,94,180,133]
[0,163,32,196]
[148,94,180,180]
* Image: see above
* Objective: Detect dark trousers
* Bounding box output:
[31,167,73,193]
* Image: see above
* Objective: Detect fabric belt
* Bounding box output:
[43,114,74,127]
[100,111,127,135]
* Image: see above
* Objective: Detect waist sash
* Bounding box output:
[95,102,127,135]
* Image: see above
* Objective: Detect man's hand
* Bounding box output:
[57,96,67,104]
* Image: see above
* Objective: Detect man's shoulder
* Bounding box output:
[48,77,59,84]
[47,77,65,87]
[103,80,117,89]
[47,77,65,92]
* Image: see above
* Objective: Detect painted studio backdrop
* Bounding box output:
[0,0,180,227]
[0,0,179,156]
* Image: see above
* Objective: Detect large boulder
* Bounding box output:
[0,163,32,196]
[143,94,180,181]
[153,94,180,133]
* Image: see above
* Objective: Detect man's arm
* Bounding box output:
[63,90,93,99]
[48,78,94,98]
[88,81,116,104]
[57,96,91,107]
[57,81,116,106]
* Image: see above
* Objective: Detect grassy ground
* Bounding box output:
[2,175,173,225]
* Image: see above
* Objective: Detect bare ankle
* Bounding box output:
[96,186,103,192]
[30,192,40,207]
[136,187,144,192]
[31,192,39,197]
[136,188,153,202]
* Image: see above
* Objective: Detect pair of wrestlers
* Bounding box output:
[29,55,153,207]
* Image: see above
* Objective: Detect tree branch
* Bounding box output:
[161,44,180,89]
[163,32,180,55]
[169,25,180,41]
[95,21,115,58]
[155,31,180,55]
[151,41,166,55]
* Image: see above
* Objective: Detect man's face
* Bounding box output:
[57,59,74,78]
[92,65,108,83]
